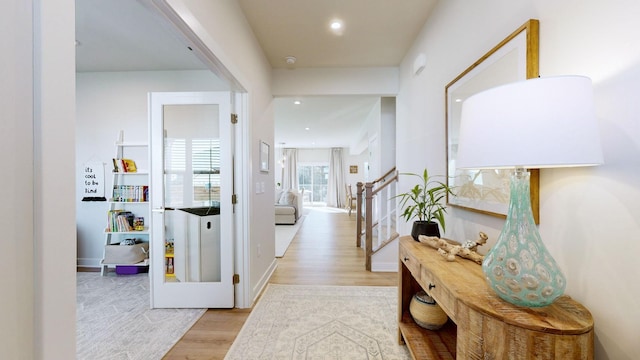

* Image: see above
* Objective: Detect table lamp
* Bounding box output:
[456,76,603,307]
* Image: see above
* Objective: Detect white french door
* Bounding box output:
[149,91,234,308]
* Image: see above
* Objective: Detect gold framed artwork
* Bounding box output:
[349,165,358,174]
[445,19,540,223]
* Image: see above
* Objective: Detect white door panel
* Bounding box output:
[149,91,233,308]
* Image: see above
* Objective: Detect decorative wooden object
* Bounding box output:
[398,236,594,359]
[417,233,486,264]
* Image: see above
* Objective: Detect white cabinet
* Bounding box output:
[172,207,221,282]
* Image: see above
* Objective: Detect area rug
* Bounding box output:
[76,272,205,360]
[275,214,307,257]
[224,284,410,359]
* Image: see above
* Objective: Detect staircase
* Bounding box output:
[355,167,399,271]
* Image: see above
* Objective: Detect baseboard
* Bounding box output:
[250,258,278,307]
[77,257,101,267]
[370,262,398,272]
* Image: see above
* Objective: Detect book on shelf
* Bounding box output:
[112,185,148,202]
[106,210,137,232]
[112,158,138,173]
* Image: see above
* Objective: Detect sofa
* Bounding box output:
[275,189,304,225]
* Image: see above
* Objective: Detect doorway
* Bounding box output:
[76,0,250,308]
[149,92,234,308]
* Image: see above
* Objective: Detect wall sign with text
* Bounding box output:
[81,161,106,201]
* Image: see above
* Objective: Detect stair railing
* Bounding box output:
[355,167,399,271]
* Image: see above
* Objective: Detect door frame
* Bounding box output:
[147,0,251,308]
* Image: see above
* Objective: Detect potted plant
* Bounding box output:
[395,169,454,241]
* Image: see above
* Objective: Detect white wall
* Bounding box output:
[272,67,398,96]
[397,1,640,358]
[166,0,275,307]
[364,100,382,180]
[298,148,329,163]
[2,1,36,357]
[380,97,396,175]
[344,150,368,191]
[1,0,77,357]
[75,70,226,266]
[36,1,77,356]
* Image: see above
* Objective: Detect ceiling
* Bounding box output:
[75,0,206,72]
[75,0,437,149]
[274,96,380,149]
[237,0,436,69]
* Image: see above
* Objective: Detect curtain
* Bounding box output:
[326,148,345,208]
[282,148,298,191]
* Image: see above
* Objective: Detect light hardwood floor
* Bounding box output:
[163,207,398,359]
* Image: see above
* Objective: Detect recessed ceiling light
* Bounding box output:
[294,100,301,105]
[305,127,310,131]
[284,56,297,65]
[455,98,462,103]
[329,19,344,35]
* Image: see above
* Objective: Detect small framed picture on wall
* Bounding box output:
[349,165,358,174]
[260,140,270,173]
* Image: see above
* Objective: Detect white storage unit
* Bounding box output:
[101,135,150,276]
[173,207,221,282]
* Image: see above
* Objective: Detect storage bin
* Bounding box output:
[116,265,149,275]
[103,242,149,265]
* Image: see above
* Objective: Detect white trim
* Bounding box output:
[33,0,77,357]
[76,258,101,267]
[252,259,278,305]
[235,92,252,308]
[370,262,398,273]
[145,0,246,92]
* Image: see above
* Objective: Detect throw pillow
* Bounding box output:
[278,191,296,205]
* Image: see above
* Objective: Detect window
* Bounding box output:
[164,138,185,207]
[192,139,220,204]
[298,164,329,204]
[164,138,220,207]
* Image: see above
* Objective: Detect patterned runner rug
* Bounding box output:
[225,284,410,359]
[76,272,205,360]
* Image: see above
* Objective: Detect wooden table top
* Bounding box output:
[400,236,594,335]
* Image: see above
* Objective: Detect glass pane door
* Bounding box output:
[298,164,329,205]
[149,92,233,308]
[163,104,221,283]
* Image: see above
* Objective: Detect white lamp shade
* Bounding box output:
[456,76,604,169]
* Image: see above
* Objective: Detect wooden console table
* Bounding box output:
[398,236,594,359]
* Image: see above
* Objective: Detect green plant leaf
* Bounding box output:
[395,168,454,230]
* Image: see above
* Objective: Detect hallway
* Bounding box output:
[163,207,398,359]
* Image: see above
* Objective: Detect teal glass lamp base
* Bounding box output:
[482,169,566,307]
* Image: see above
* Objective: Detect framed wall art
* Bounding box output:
[445,19,540,223]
